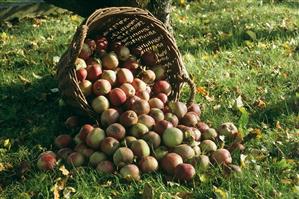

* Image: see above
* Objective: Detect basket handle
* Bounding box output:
[180,74,196,106]
[69,25,89,65]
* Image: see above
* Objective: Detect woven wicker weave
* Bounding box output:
[56,7,196,121]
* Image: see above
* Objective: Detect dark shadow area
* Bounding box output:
[0,2,66,21]
[250,89,299,127]
[0,77,71,187]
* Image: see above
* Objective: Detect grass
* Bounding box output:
[0,0,298,198]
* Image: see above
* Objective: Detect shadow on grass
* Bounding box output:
[0,75,75,186]
[250,90,299,127]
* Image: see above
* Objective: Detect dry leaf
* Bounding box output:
[175,192,193,199]
[32,72,42,79]
[142,183,154,199]
[63,187,76,199]
[255,99,266,109]
[18,75,31,84]
[275,121,282,129]
[213,186,228,199]
[196,86,208,96]
[52,183,60,199]
[59,165,70,176]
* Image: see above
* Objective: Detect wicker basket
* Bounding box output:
[56,7,196,122]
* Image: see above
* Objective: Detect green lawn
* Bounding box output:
[0,0,298,198]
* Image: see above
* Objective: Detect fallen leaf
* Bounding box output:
[18,75,31,84]
[199,174,208,182]
[175,192,193,199]
[281,179,292,185]
[275,121,282,129]
[213,186,228,199]
[50,88,59,93]
[59,165,70,176]
[32,72,42,79]
[234,95,244,109]
[240,154,248,168]
[142,183,154,199]
[255,99,266,109]
[63,187,76,199]
[3,139,12,150]
[196,86,208,96]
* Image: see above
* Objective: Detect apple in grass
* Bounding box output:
[102,52,119,70]
[75,58,87,70]
[92,79,111,96]
[78,124,94,141]
[86,63,102,82]
[130,139,150,159]
[37,151,57,170]
[89,151,107,167]
[109,88,127,106]
[54,134,72,149]
[161,153,183,175]
[91,96,110,113]
[101,70,117,86]
[79,80,92,96]
[96,160,115,174]
[139,156,158,173]
[120,164,140,181]
[162,127,183,147]
[174,163,196,181]
[86,127,106,149]
[100,137,120,156]
[64,116,79,129]
[76,68,87,82]
[113,147,134,167]
[117,68,133,84]
[67,152,85,167]
[120,83,135,98]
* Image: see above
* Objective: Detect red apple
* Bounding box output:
[37,152,57,170]
[102,52,119,70]
[117,46,130,61]
[78,124,94,141]
[131,78,146,92]
[161,153,183,174]
[54,134,72,149]
[79,80,92,96]
[85,38,96,52]
[86,64,102,82]
[76,68,87,82]
[75,58,87,70]
[79,43,92,60]
[174,163,196,181]
[117,68,133,84]
[67,152,85,167]
[91,95,110,113]
[123,59,139,71]
[156,93,168,104]
[95,36,108,53]
[120,83,135,98]
[153,80,171,96]
[109,88,127,106]
[141,50,157,66]
[101,70,117,86]
[92,79,111,96]
[64,116,79,129]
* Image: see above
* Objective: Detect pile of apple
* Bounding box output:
[37,36,244,181]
